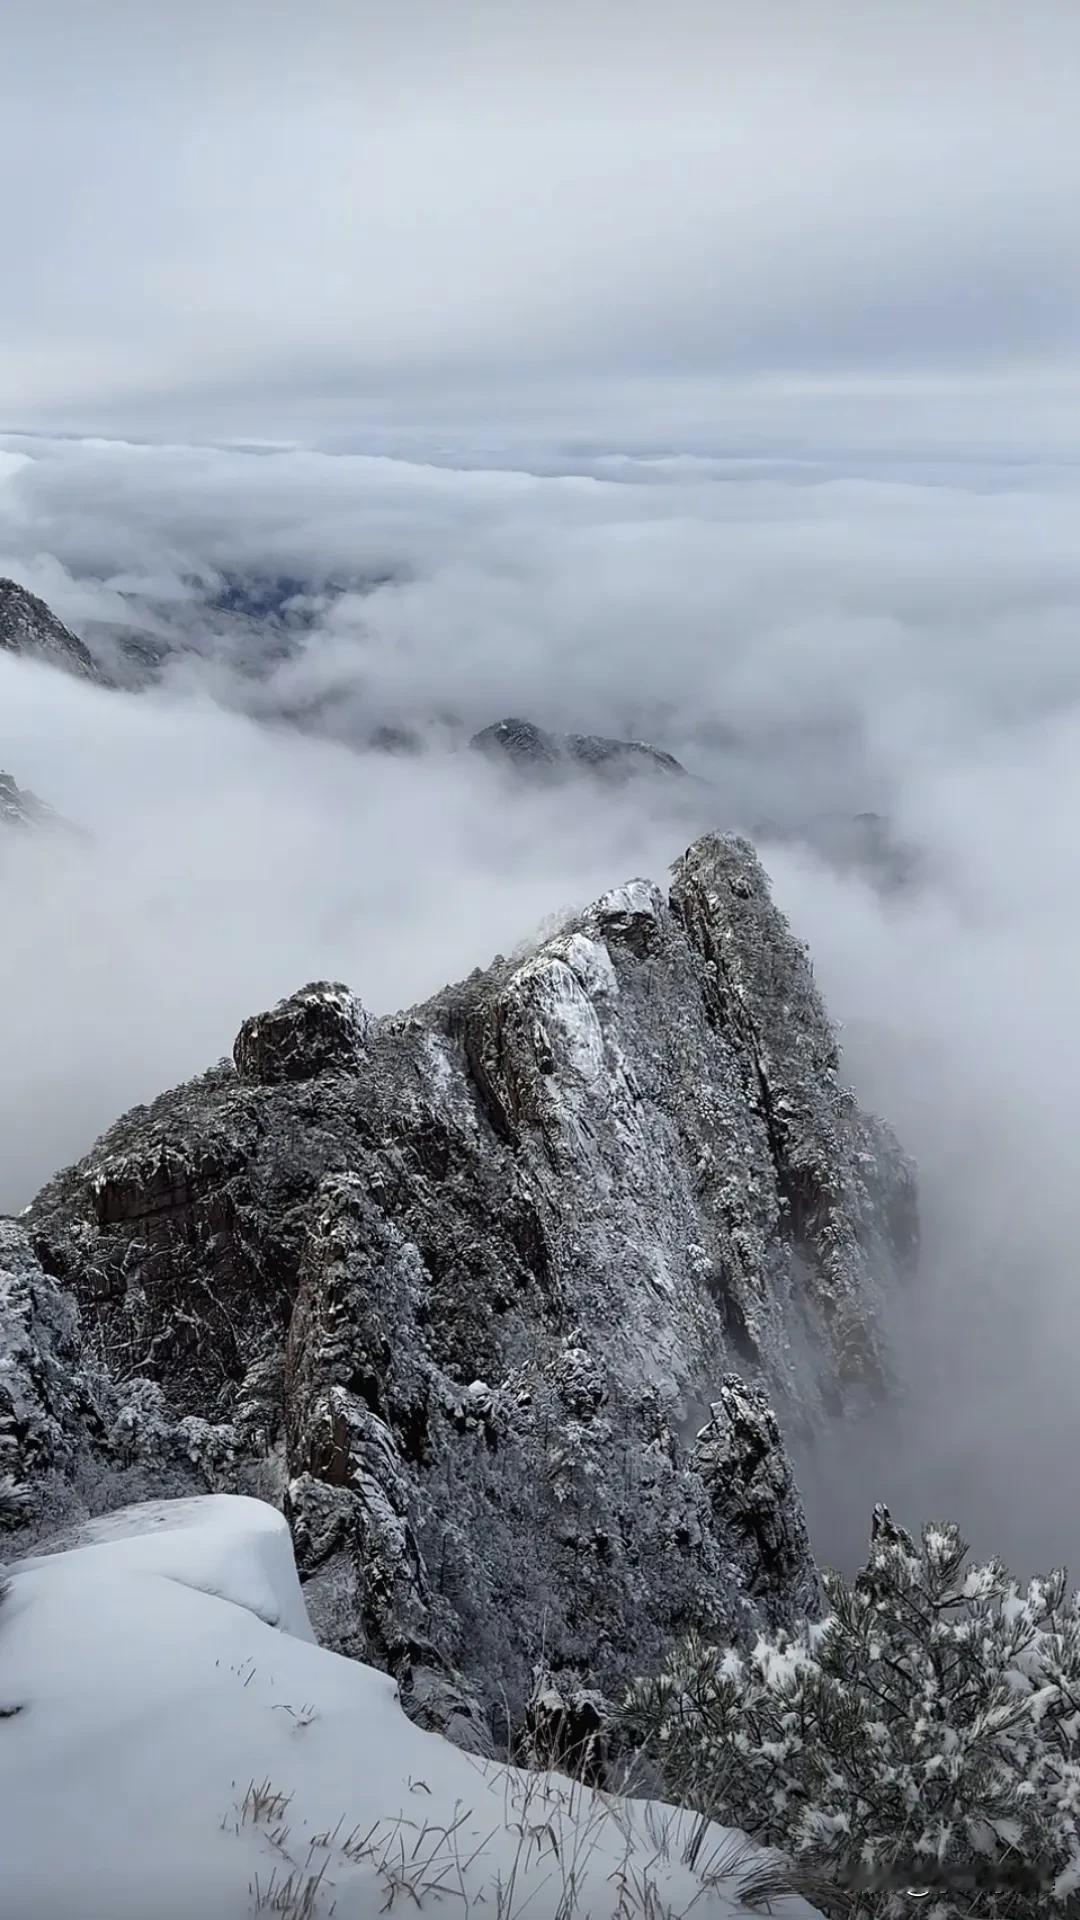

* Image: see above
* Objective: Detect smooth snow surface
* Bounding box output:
[0,1495,819,1919]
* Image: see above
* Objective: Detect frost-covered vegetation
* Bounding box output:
[625,1506,1080,1917]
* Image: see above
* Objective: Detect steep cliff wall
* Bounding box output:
[17,833,915,1741]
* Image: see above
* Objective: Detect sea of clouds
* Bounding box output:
[4,425,1080,1573]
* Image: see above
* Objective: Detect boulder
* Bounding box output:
[233,981,371,1083]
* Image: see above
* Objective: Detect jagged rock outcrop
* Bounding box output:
[471,715,688,780]
[691,1379,817,1622]
[0,578,103,681]
[234,981,372,1083]
[523,1665,611,1782]
[23,832,916,1740]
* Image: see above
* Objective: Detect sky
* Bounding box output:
[3,0,1080,448]
[4,1,1080,1577]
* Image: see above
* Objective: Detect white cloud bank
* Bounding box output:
[4,428,1080,1576]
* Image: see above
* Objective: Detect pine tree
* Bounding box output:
[623,1507,1080,1916]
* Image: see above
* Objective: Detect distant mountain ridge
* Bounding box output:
[0,578,914,890]
[471,714,689,779]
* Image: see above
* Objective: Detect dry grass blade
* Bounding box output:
[242,1778,294,1827]
[249,1855,333,1918]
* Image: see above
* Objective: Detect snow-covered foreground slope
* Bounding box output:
[0,1495,819,1920]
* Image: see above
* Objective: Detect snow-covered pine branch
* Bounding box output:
[623,1505,1080,1917]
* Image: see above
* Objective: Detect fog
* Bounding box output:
[4,427,1080,1576]
[0,649,693,1202]
[772,737,1080,1575]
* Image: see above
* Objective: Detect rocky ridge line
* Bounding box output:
[7,832,916,1752]
[471,715,688,780]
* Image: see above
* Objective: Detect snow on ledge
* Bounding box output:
[9,1494,315,1639]
[0,1494,819,1920]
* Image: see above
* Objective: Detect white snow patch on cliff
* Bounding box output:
[596,881,665,923]
[561,930,620,1001]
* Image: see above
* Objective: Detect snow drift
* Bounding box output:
[0,1494,819,1919]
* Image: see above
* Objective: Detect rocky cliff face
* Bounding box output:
[0,1217,263,1542]
[13,832,915,1747]
[0,578,104,681]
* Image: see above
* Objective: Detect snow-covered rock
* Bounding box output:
[0,1494,820,1919]
[0,1219,268,1551]
[0,576,104,679]
[691,1379,818,1622]
[23,832,915,1740]
[234,981,372,1084]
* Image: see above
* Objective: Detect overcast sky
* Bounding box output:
[3,0,1080,446]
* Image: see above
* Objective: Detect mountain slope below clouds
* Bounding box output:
[471,715,689,780]
[0,770,56,830]
[0,576,912,893]
[0,576,105,680]
[20,831,915,1746]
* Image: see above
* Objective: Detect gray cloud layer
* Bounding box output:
[4,0,1080,439]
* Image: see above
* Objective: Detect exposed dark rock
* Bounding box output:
[691,1377,818,1623]
[22,832,916,1737]
[472,717,563,768]
[234,982,371,1084]
[471,715,688,780]
[0,579,104,681]
[566,730,686,777]
[523,1666,610,1783]
[208,572,319,622]
[0,1213,294,1580]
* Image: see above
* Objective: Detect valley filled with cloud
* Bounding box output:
[5,420,1080,1579]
